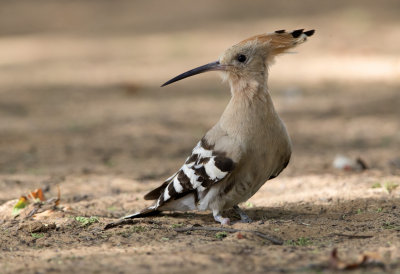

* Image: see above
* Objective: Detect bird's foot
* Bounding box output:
[213,211,230,225]
[214,215,230,225]
[233,205,253,223]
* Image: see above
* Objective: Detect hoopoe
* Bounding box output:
[125,29,315,225]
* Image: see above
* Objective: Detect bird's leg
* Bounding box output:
[213,210,230,225]
[233,205,252,223]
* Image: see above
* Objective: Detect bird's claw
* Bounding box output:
[240,216,253,223]
[233,205,253,223]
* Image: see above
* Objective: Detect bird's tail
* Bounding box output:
[123,205,160,219]
[104,205,160,229]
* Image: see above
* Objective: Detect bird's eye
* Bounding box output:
[237,54,247,63]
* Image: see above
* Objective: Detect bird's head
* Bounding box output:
[161,29,315,89]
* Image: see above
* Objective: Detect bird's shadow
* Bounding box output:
[155,197,393,224]
[158,206,318,224]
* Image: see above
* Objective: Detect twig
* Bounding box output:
[26,207,38,218]
[174,226,283,245]
[333,233,373,239]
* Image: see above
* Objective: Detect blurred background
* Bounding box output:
[0,0,399,180]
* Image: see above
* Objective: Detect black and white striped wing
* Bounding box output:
[144,138,235,208]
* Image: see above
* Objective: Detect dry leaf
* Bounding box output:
[27,188,46,202]
[236,232,244,239]
[12,188,45,217]
[55,185,61,206]
[12,187,63,218]
[12,196,28,216]
[32,209,56,220]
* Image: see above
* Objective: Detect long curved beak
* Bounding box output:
[161,61,223,87]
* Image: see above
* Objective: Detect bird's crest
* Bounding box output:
[239,29,315,58]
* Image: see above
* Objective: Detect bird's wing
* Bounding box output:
[144,137,235,208]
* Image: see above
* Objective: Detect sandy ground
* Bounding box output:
[1,1,400,273]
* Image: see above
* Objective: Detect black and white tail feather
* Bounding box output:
[123,138,235,220]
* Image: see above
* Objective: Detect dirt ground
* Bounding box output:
[1,1,400,273]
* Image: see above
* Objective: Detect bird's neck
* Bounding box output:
[228,77,276,114]
[218,78,280,138]
[228,75,269,102]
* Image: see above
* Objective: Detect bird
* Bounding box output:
[124,29,315,225]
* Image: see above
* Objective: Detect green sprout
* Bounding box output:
[215,231,228,239]
[31,233,45,239]
[75,216,99,227]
